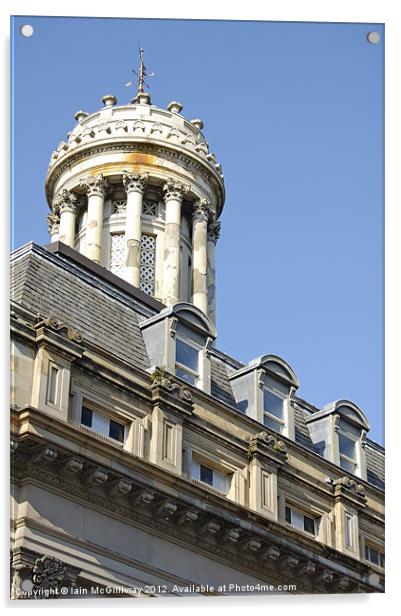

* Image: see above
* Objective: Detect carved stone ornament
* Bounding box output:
[177,510,199,526]
[334,476,365,495]
[53,189,78,215]
[80,173,108,198]
[223,528,241,544]
[47,213,60,235]
[34,315,83,344]
[320,569,334,584]
[300,561,316,576]
[163,179,189,203]
[193,197,212,223]
[261,545,280,561]
[207,221,221,244]
[122,171,148,195]
[242,538,262,553]
[201,521,221,536]
[248,431,288,458]
[33,447,59,464]
[151,367,193,404]
[32,556,67,591]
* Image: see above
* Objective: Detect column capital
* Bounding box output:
[54,189,78,214]
[122,171,148,194]
[80,173,108,198]
[163,179,189,203]
[47,213,60,235]
[207,221,221,244]
[193,197,212,223]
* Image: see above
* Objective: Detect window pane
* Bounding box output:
[365,545,381,566]
[285,506,292,524]
[213,469,229,493]
[81,407,93,427]
[200,464,213,485]
[176,339,199,372]
[263,414,283,433]
[175,366,196,385]
[292,509,304,530]
[263,390,284,419]
[340,456,357,473]
[339,433,356,460]
[190,459,200,480]
[109,419,125,443]
[303,515,316,535]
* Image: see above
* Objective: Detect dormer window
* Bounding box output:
[263,388,285,433]
[229,354,299,440]
[140,302,216,394]
[175,337,200,385]
[306,400,370,480]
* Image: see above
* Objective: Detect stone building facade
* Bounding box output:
[10,85,384,598]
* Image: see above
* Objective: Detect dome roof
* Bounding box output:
[45,92,225,214]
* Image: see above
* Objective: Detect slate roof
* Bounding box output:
[10,242,385,492]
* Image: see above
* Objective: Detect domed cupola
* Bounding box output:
[45,51,225,323]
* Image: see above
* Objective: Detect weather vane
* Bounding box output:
[125,47,155,96]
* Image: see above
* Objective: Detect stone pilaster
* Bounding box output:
[162,179,188,305]
[207,220,220,324]
[80,174,108,264]
[122,172,148,287]
[192,198,211,315]
[56,190,78,248]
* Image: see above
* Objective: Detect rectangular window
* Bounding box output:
[285,505,318,537]
[344,512,354,549]
[365,544,384,568]
[175,338,200,385]
[190,459,230,494]
[48,365,59,404]
[80,406,125,444]
[339,432,357,473]
[263,389,285,433]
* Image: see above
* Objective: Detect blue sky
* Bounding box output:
[11,16,384,444]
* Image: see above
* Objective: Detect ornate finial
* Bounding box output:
[127,48,155,104]
[138,48,146,95]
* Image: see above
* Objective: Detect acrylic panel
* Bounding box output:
[10,15,384,600]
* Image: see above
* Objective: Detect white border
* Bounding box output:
[1,1,399,613]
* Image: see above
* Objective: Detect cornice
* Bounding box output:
[10,427,383,593]
[45,141,225,215]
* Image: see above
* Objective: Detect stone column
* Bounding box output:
[163,179,188,305]
[57,190,78,248]
[207,221,221,324]
[192,198,210,314]
[122,172,148,286]
[47,211,60,242]
[80,174,108,264]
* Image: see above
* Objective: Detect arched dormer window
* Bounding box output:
[229,354,299,439]
[139,302,216,393]
[305,400,370,479]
